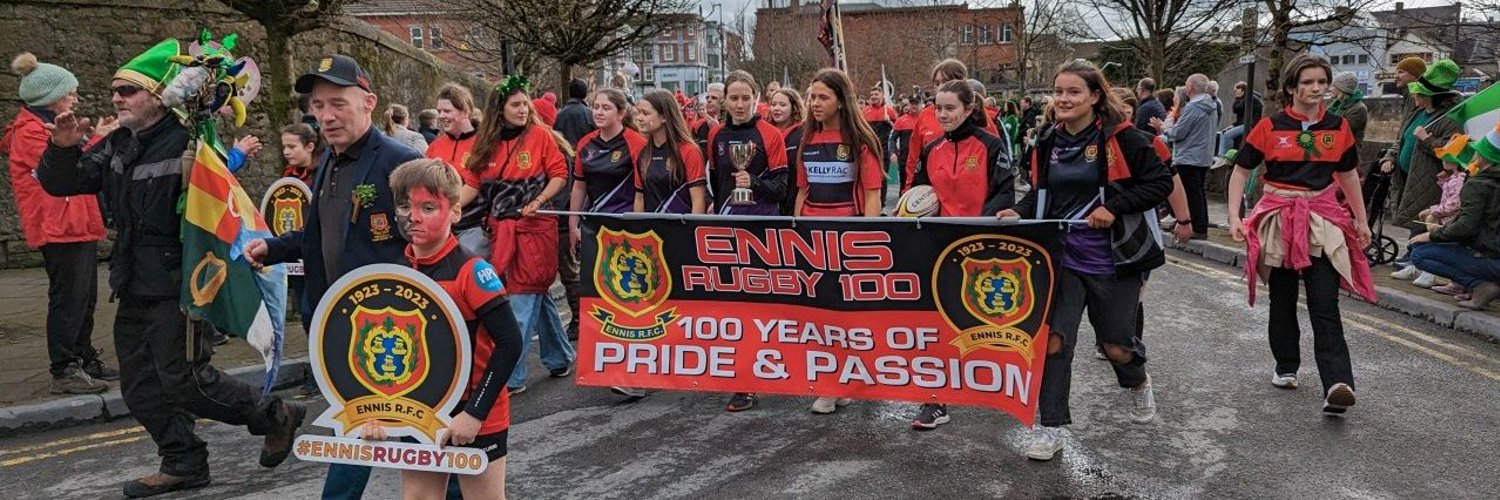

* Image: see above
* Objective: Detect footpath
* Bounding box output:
[4,199,1498,436]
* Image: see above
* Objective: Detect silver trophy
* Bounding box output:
[729,142,757,206]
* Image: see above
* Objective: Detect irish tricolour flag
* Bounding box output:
[1444,84,1500,140]
[181,141,288,400]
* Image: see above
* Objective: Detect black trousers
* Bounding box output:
[1039,269,1149,427]
[115,297,285,476]
[42,242,100,376]
[1267,257,1355,393]
[558,225,580,334]
[1178,165,1210,235]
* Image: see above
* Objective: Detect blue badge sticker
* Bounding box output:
[473,260,505,293]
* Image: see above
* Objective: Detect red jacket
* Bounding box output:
[2,108,106,249]
[904,106,999,190]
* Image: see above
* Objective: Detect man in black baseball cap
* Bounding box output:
[248,53,425,497]
[294,54,372,93]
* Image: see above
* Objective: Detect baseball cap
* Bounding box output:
[295,54,371,93]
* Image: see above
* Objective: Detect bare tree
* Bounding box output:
[446,0,696,92]
[1258,0,1380,106]
[221,0,355,122]
[1015,0,1090,91]
[1085,0,1241,84]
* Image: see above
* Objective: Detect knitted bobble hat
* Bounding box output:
[11,53,78,107]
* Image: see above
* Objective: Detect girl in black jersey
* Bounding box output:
[707,70,791,217]
[633,90,707,214]
[569,88,645,247]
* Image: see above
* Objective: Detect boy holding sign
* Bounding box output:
[362,158,525,498]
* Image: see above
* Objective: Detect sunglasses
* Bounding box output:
[111,85,143,98]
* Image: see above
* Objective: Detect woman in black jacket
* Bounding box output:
[997,60,1173,462]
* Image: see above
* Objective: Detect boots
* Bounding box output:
[1458,282,1500,310]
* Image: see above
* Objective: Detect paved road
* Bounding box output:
[3,253,1499,499]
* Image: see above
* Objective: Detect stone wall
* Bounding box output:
[0,0,486,267]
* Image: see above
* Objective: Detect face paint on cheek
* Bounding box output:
[406,189,455,247]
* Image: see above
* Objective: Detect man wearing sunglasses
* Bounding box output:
[36,39,305,498]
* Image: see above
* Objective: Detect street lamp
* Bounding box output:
[713,2,725,84]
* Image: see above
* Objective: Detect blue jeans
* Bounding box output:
[1218,124,1245,156]
[321,463,462,499]
[507,292,575,388]
[1410,243,1500,289]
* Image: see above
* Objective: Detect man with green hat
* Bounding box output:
[1409,122,1500,310]
[2,52,116,396]
[36,38,305,498]
[1381,59,1462,283]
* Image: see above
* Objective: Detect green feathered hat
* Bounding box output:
[115,39,182,97]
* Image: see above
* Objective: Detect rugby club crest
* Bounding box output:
[307,264,470,445]
[261,177,312,275]
[932,235,1055,364]
[591,227,676,341]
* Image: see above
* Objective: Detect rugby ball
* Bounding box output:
[896,185,940,217]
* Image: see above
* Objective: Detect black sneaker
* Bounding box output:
[911,403,950,430]
[123,471,211,498]
[51,362,108,394]
[81,350,120,381]
[567,322,580,342]
[725,392,758,412]
[549,364,573,378]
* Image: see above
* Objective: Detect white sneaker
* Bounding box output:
[1271,373,1298,389]
[1391,266,1420,280]
[1130,376,1156,424]
[1024,426,1065,461]
[1323,383,1356,415]
[1413,272,1437,288]
[810,397,851,414]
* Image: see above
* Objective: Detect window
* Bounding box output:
[686,43,697,62]
[430,26,445,50]
[1390,54,1400,64]
[1345,55,1356,65]
[662,45,677,63]
[687,81,701,95]
[962,25,974,45]
[708,54,720,68]
[1001,24,1014,43]
[638,45,653,63]
[1358,54,1369,64]
[979,25,992,44]
[409,26,424,49]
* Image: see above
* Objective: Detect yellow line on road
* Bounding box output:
[1,436,147,467]
[0,426,144,457]
[1165,258,1500,381]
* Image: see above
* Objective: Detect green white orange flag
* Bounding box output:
[1443,83,1500,141]
[181,141,288,400]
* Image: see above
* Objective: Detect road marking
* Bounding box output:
[1,436,147,467]
[0,426,144,457]
[1165,258,1500,381]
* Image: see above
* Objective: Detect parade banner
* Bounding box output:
[261,177,311,276]
[293,264,488,475]
[575,215,1063,426]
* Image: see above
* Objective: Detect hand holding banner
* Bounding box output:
[576,215,1063,426]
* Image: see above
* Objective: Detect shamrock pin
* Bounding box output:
[350,183,378,223]
[1296,130,1317,159]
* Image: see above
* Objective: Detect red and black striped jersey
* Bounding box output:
[405,236,519,435]
[1234,106,1358,191]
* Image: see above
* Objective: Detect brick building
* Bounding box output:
[753,0,1021,95]
[346,0,503,82]
[619,12,747,96]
